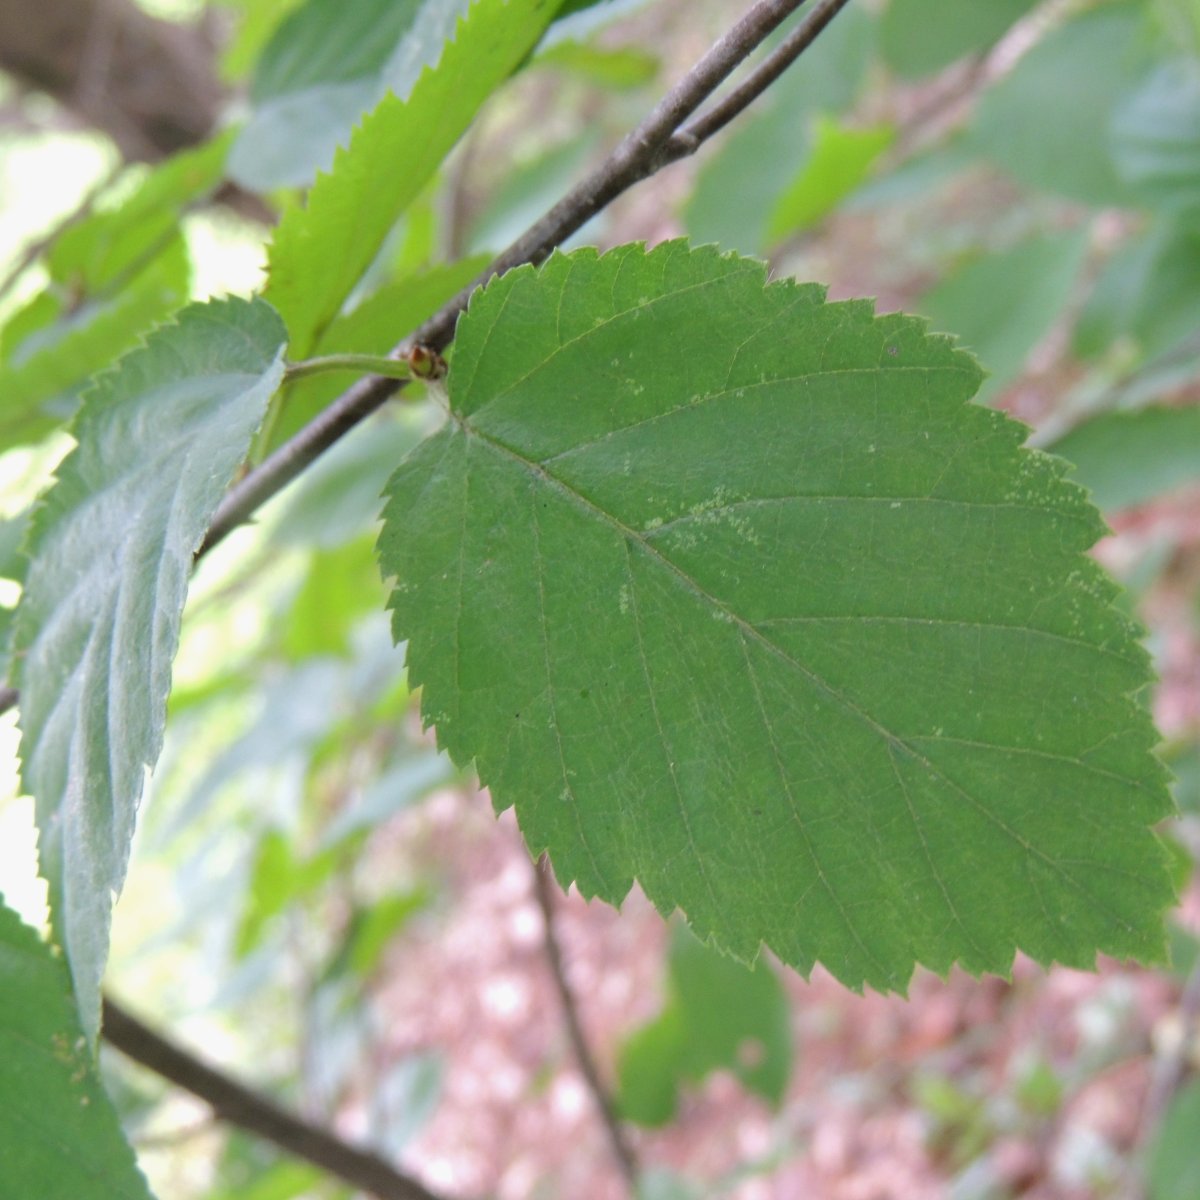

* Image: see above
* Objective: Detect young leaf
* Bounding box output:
[379,241,1173,993]
[0,898,155,1199]
[265,0,560,357]
[15,296,288,1044]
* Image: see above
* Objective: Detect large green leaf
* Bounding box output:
[0,898,155,1199]
[617,926,791,1126]
[880,0,1038,80]
[264,0,560,355]
[379,242,1173,992]
[14,297,288,1043]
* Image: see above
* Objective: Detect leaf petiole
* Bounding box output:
[283,353,415,384]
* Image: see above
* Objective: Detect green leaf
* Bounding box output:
[14,296,288,1043]
[47,134,232,292]
[533,39,659,89]
[969,4,1155,206]
[265,0,559,355]
[1074,216,1200,362]
[0,237,190,451]
[617,926,791,1126]
[379,242,1173,992]
[765,117,893,242]
[880,0,1038,80]
[1150,1080,1200,1200]
[1111,58,1200,215]
[0,898,155,1199]
[684,5,874,256]
[918,230,1088,403]
[1049,406,1200,512]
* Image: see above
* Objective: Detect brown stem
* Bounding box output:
[531,856,638,1191]
[101,996,450,1200]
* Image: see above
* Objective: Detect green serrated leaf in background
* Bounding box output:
[14,296,288,1043]
[880,0,1038,80]
[265,0,560,356]
[1050,406,1200,512]
[617,925,792,1126]
[0,898,155,1200]
[380,241,1173,993]
[918,230,1088,403]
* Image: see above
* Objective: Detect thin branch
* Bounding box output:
[531,855,638,1191]
[666,0,856,153]
[199,0,833,557]
[101,996,450,1200]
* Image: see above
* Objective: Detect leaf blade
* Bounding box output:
[380,242,1173,990]
[14,296,288,1042]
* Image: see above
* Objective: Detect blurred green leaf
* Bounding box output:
[265,0,560,356]
[282,536,386,661]
[0,899,155,1199]
[765,117,893,241]
[344,888,431,977]
[919,230,1088,402]
[47,134,232,292]
[1150,1080,1200,1200]
[1049,406,1200,512]
[1075,217,1200,363]
[970,3,1154,206]
[0,236,190,450]
[533,39,658,88]
[881,0,1038,80]
[14,296,287,1043]
[684,4,874,255]
[1112,58,1200,215]
[617,926,792,1126]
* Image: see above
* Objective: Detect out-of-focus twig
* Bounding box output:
[532,855,639,1192]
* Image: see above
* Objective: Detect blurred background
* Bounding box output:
[1,0,1199,1197]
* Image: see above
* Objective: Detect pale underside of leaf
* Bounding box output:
[380,241,1174,993]
[14,297,288,1042]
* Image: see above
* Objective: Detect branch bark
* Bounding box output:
[102,996,450,1200]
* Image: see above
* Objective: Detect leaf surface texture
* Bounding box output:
[380,242,1173,989]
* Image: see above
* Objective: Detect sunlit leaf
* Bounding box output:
[14,297,288,1042]
[265,0,560,355]
[380,241,1173,992]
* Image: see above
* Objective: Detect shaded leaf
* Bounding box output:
[265,0,560,355]
[919,230,1088,403]
[881,0,1038,80]
[969,4,1154,206]
[1050,406,1200,512]
[0,898,154,1199]
[380,242,1173,992]
[1150,1080,1200,1200]
[14,297,288,1042]
[1111,58,1200,215]
[617,926,791,1126]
